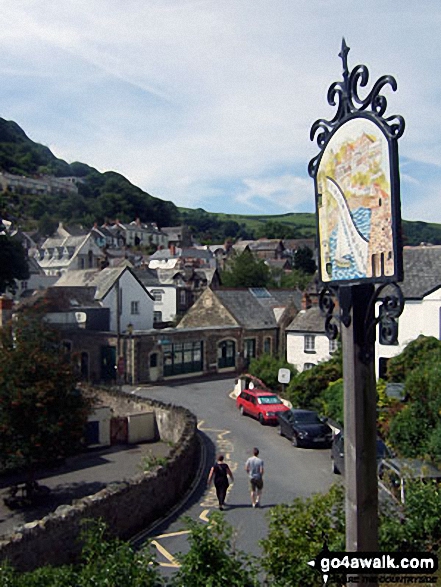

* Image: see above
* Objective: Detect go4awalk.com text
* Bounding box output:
[307,550,438,584]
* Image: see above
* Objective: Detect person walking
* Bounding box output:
[245,447,264,508]
[207,454,234,510]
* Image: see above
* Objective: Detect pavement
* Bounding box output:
[0,440,172,538]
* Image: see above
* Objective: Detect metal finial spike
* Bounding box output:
[338,37,350,77]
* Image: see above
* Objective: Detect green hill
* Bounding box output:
[1,117,441,246]
[0,118,180,231]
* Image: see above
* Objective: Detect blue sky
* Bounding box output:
[1,1,441,221]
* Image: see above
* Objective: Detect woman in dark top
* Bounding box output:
[207,454,234,510]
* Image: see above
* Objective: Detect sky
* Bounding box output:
[1,1,441,222]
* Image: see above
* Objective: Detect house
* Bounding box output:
[53,264,154,333]
[35,233,104,276]
[134,267,177,326]
[28,286,110,332]
[13,256,58,299]
[161,225,192,248]
[249,239,285,260]
[148,246,216,270]
[286,304,338,372]
[375,245,441,378]
[178,287,302,371]
[157,266,221,315]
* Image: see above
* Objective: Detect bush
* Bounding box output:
[286,349,342,410]
[260,484,345,587]
[380,479,441,553]
[247,354,297,395]
[387,362,441,461]
[173,512,259,587]
[319,378,343,424]
[0,519,161,586]
[386,336,441,382]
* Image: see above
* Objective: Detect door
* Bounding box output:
[100,346,116,382]
[149,352,159,382]
[110,417,128,445]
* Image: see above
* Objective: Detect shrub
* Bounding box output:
[173,512,259,586]
[247,354,297,394]
[286,349,342,410]
[260,484,345,587]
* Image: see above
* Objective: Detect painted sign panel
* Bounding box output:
[316,117,398,284]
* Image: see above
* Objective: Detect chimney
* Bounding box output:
[301,292,312,311]
[0,295,13,327]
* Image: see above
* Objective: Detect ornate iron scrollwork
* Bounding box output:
[308,38,405,178]
[319,285,352,340]
[365,282,404,347]
[320,282,404,362]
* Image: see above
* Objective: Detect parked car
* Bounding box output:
[378,457,441,505]
[276,409,333,447]
[331,431,391,475]
[236,388,289,424]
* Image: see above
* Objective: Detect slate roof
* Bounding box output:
[215,288,302,329]
[134,268,161,286]
[53,265,134,300]
[286,306,325,333]
[400,246,441,299]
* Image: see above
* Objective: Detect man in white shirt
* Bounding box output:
[245,447,264,508]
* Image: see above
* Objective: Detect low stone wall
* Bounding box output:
[0,389,199,572]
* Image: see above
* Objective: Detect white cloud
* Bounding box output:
[0,1,440,217]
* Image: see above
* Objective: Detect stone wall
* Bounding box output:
[0,390,199,573]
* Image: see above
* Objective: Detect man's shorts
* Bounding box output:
[250,477,263,490]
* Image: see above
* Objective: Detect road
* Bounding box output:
[126,376,337,574]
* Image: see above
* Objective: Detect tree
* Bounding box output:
[293,246,316,274]
[0,234,29,294]
[221,249,271,288]
[0,305,92,476]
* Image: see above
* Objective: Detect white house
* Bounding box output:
[286,246,441,378]
[35,233,104,276]
[375,245,441,378]
[53,264,154,332]
[286,305,338,372]
[134,268,177,325]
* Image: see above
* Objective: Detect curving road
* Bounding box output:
[125,377,337,574]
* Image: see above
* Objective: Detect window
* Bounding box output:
[218,340,236,369]
[153,311,162,323]
[131,301,140,315]
[329,338,338,354]
[20,281,28,291]
[263,337,271,354]
[163,341,203,377]
[304,335,316,353]
[151,289,163,302]
[244,339,256,359]
[179,290,187,305]
[304,362,315,371]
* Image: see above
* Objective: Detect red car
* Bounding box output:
[236,388,289,424]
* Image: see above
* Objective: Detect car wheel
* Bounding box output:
[292,435,298,447]
[278,424,283,436]
[240,406,245,416]
[258,413,264,425]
